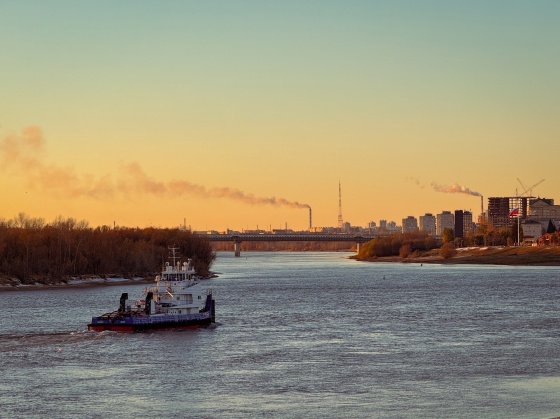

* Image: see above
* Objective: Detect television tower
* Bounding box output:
[338,181,343,229]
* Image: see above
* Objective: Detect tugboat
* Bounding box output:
[88,247,215,332]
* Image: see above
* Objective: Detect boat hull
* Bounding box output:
[88,316,213,332]
[88,296,215,333]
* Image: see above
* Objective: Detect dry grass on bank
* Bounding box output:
[372,246,560,266]
[447,246,560,266]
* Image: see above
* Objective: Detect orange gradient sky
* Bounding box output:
[1,1,558,231]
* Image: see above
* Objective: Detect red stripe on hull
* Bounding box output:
[88,323,209,333]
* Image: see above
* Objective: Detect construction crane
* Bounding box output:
[516,178,545,197]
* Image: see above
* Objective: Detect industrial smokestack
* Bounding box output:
[309,207,312,230]
[481,195,484,216]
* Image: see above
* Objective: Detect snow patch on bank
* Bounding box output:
[66,276,144,285]
[0,275,147,290]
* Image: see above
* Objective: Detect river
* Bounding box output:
[1,252,559,418]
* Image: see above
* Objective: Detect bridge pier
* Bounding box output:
[234,240,241,257]
[356,241,361,254]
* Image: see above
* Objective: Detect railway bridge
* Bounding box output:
[200,233,376,257]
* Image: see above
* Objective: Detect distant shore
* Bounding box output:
[358,246,560,266]
[2,247,560,291]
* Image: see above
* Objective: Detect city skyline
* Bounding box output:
[1,1,558,231]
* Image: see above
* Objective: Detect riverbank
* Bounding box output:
[0,272,218,291]
[2,247,560,290]
[360,246,560,266]
[0,275,154,292]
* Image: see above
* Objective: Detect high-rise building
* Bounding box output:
[419,213,436,235]
[488,197,510,228]
[454,210,464,238]
[436,211,455,236]
[488,197,528,229]
[529,198,560,218]
[402,216,418,232]
[454,210,474,239]
[463,211,473,235]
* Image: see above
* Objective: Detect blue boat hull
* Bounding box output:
[88,295,215,332]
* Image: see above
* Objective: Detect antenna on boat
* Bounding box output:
[168,245,180,266]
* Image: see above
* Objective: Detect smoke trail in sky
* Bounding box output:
[431,182,482,197]
[1,126,310,209]
[1,126,114,199]
[0,125,44,163]
[122,162,310,208]
[405,176,425,189]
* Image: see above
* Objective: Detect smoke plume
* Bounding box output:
[121,162,310,208]
[1,126,309,209]
[431,182,481,197]
[405,176,425,189]
[1,126,115,199]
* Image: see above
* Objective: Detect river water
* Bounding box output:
[1,252,559,418]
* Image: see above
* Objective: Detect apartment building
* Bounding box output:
[436,211,455,236]
[419,213,436,236]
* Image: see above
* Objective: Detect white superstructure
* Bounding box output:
[133,247,210,316]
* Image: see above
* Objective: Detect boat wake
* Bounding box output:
[0,330,110,353]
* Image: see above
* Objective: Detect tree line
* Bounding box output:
[356,220,560,261]
[0,213,215,284]
[356,231,439,260]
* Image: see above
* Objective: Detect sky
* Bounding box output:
[1,0,558,231]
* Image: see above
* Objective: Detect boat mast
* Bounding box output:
[168,246,180,267]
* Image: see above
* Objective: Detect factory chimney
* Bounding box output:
[337,181,343,229]
[309,207,312,230]
[481,195,484,216]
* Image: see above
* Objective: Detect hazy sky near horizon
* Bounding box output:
[1,1,558,231]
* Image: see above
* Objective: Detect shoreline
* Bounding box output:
[357,246,560,266]
[2,247,559,291]
[0,277,154,292]
[0,273,218,292]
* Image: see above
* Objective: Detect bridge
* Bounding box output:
[199,233,376,257]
